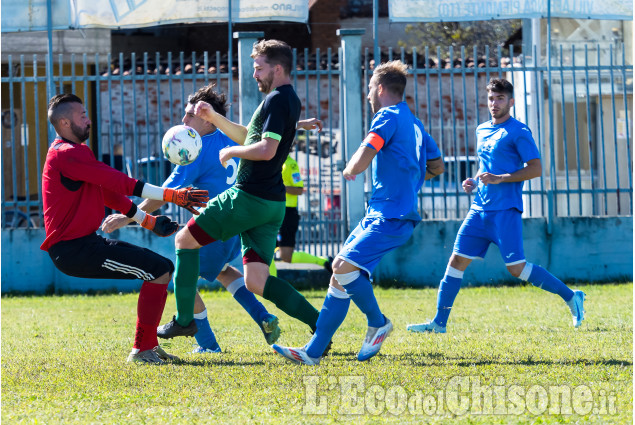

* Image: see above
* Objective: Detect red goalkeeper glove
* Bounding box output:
[140,214,179,237]
[163,187,209,214]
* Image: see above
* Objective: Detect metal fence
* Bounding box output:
[1,43,632,250]
[361,44,633,221]
[0,48,347,257]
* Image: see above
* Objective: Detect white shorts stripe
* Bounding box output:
[102,262,153,281]
[102,259,155,281]
[453,251,483,261]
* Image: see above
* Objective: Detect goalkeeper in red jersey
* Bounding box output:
[41,93,209,364]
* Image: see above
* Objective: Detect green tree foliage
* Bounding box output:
[399,20,522,60]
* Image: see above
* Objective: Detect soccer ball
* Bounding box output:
[161,125,202,166]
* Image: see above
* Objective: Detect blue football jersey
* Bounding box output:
[362,102,441,221]
[472,117,540,212]
[162,129,239,196]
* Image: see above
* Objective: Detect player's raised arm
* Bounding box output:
[135,183,208,214]
[193,101,248,145]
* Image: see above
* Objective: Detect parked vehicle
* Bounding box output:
[420,155,478,219]
[295,129,339,159]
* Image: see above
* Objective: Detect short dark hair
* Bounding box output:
[251,39,293,75]
[188,83,228,117]
[486,78,514,98]
[372,60,408,97]
[48,93,83,126]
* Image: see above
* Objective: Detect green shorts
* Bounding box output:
[193,187,285,265]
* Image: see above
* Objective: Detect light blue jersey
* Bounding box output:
[363,102,441,221]
[163,129,239,194]
[472,117,540,212]
[162,129,241,281]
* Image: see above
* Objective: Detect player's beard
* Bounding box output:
[257,70,275,93]
[369,92,381,114]
[71,122,90,142]
[490,100,512,120]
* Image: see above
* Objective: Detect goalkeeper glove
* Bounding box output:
[140,214,179,237]
[163,186,209,214]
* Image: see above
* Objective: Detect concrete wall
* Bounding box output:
[375,216,633,286]
[2,217,631,294]
[1,227,180,294]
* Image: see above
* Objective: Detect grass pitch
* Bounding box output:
[2,283,632,424]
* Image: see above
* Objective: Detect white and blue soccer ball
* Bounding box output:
[161,125,202,166]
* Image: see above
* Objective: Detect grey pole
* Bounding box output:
[337,29,366,233]
[546,0,557,234]
[228,0,234,121]
[373,0,380,64]
[233,31,264,126]
[46,0,55,142]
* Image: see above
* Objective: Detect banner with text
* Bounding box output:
[1,0,308,32]
[389,0,633,22]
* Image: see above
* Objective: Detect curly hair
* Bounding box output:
[187,83,228,117]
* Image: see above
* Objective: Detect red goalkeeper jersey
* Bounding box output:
[40,138,142,251]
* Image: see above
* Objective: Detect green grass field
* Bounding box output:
[2,283,632,424]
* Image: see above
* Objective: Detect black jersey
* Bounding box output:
[235,84,301,201]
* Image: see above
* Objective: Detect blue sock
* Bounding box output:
[339,271,384,328]
[193,309,220,351]
[305,286,350,358]
[523,263,574,302]
[227,278,269,324]
[433,267,464,327]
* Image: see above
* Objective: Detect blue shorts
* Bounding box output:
[453,208,525,265]
[199,235,241,282]
[337,216,418,277]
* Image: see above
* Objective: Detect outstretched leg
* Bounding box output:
[244,254,320,332]
[513,262,585,327]
[408,254,472,333]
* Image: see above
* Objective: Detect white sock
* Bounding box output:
[226,278,245,296]
[193,309,208,320]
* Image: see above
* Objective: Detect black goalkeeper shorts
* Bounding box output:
[48,233,174,281]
